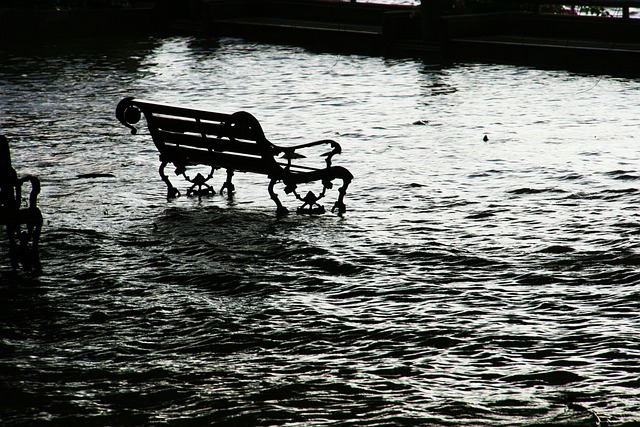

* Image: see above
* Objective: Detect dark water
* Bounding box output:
[1,36,639,426]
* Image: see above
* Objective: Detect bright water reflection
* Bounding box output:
[1,36,639,426]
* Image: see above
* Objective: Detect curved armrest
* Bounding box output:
[116,97,142,135]
[275,139,340,153]
[17,175,41,209]
[274,139,343,168]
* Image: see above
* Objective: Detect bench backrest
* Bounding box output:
[116,98,282,176]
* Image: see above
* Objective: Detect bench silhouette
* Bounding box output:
[116,98,353,215]
[0,135,42,271]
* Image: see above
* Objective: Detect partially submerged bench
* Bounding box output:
[116,98,353,215]
[0,135,43,271]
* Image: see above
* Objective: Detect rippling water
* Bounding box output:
[1,35,639,426]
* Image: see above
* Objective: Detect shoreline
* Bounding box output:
[2,1,640,76]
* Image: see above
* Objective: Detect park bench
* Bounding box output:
[0,135,43,271]
[116,98,353,215]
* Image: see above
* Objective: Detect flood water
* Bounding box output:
[1,35,639,426]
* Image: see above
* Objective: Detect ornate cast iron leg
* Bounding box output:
[268,178,288,215]
[185,172,215,197]
[295,189,326,215]
[159,161,180,199]
[21,215,42,271]
[332,177,352,215]
[220,169,235,198]
[5,212,41,272]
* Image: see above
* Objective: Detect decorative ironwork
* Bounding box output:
[184,167,215,197]
[116,98,353,215]
[0,135,43,271]
[295,190,326,215]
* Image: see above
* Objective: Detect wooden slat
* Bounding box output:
[148,114,266,145]
[162,145,272,174]
[134,100,231,123]
[161,145,321,176]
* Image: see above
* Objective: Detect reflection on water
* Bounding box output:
[1,35,639,426]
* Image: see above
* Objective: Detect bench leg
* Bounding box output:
[4,214,41,272]
[5,225,19,270]
[159,161,180,199]
[332,177,352,215]
[268,178,288,215]
[28,211,43,272]
[220,169,235,199]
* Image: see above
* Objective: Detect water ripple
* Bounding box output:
[2,36,640,426]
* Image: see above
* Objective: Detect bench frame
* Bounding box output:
[116,98,353,215]
[0,135,43,272]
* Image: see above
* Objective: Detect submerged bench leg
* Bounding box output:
[331,171,353,215]
[19,215,42,271]
[30,215,42,271]
[268,178,288,215]
[220,169,235,199]
[332,185,349,215]
[4,212,42,272]
[159,161,180,199]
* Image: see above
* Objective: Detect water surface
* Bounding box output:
[1,36,639,426]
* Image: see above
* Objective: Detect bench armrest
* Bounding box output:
[17,175,41,209]
[275,139,343,168]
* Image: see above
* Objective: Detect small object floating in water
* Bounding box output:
[483,135,489,142]
[413,120,429,126]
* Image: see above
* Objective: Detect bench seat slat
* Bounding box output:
[163,145,271,174]
[162,145,321,175]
